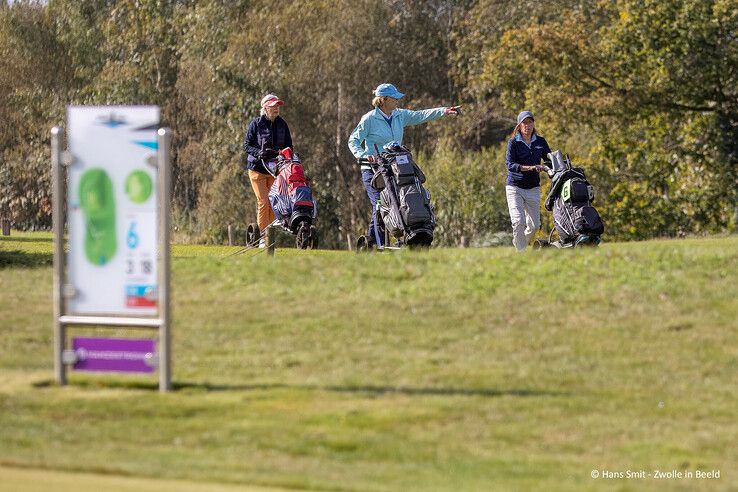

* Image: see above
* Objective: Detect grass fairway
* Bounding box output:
[0,465,294,492]
[1,232,736,491]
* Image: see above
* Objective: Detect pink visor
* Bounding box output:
[262,97,284,108]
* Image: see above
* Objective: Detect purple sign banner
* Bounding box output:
[72,337,157,373]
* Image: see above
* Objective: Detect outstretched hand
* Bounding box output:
[444,105,462,115]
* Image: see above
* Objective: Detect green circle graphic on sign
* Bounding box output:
[125,170,153,204]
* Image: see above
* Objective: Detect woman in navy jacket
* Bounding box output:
[243,94,293,246]
[505,111,551,251]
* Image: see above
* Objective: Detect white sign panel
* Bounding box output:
[67,106,160,316]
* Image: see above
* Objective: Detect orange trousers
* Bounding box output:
[248,170,275,232]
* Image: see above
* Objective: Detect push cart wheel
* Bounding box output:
[532,238,549,250]
[296,221,310,249]
[575,235,600,247]
[246,223,260,247]
[356,235,371,253]
[308,226,319,250]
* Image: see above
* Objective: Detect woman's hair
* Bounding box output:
[372,96,389,108]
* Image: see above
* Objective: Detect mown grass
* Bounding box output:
[0,465,294,492]
[1,231,737,491]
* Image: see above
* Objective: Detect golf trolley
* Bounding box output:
[355,158,399,252]
[354,143,435,252]
[246,148,318,250]
[534,151,604,249]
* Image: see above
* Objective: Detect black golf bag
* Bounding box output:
[371,146,435,247]
[544,153,604,247]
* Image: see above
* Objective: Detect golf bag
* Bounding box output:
[371,145,435,246]
[268,148,316,234]
[544,152,604,246]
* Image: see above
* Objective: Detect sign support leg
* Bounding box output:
[51,126,67,386]
[157,128,172,392]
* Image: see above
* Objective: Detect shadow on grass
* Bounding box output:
[0,236,53,243]
[323,384,563,398]
[33,379,566,398]
[0,250,53,268]
[180,382,567,398]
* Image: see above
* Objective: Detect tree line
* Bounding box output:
[1,0,735,247]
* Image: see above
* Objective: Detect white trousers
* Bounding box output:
[505,185,541,251]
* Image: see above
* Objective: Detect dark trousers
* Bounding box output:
[361,169,382,245]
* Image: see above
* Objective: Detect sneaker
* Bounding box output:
[258,239,266,249]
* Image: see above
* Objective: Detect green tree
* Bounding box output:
[0,1,70,229]
[92,0,182,107]
[472,0,738,238]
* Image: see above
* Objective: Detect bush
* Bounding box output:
[194,159,254,244]
[0,141,52,230]
[419,140,512,247]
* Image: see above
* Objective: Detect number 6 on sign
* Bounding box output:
[127,222,139,249]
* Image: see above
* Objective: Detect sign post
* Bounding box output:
[157,128,172,391]
[52,106,173,392]
[52,126,66,386]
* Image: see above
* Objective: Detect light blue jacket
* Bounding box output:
[348,107,446,165]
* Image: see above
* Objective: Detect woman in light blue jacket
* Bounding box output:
[348,83,460,246]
